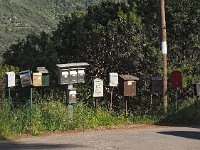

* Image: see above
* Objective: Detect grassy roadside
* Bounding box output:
[0,99,199,141]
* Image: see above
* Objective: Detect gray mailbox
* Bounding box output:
[151,76,163,94]
[195,81,200,96]
[56,63,89,85]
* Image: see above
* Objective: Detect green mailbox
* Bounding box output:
[37,67,49,87]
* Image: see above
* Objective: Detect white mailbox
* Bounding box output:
[93,78,104,97]
[109,72,118,87]
[6,72,15,87]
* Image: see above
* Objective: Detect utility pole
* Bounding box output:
[161,0,168,114]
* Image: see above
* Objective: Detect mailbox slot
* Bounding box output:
[32,72,42,87]
[6,72,15,87]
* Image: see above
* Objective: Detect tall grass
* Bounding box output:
[0,96,199,139]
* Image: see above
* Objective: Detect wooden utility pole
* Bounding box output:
[161,0,168,114]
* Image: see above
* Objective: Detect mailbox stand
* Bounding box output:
[56,63,89,124]
[119,75,139,117]
[6,72,15,124]
[108,73,118,113]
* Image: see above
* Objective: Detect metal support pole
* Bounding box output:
[8,88,11,124]
[30,87,33,127]
[161,0,168,114]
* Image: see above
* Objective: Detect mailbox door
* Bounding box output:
[172,71,182,89]
[124,81,136,96]
[77,69,85,83]
[68,90,77,104]
[33,73,42,86]
[42,74,49,86]
[61,70,69,84]
[69,70,77,84]
[151,77,163,94]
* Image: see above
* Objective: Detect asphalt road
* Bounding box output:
[0,125,199,150]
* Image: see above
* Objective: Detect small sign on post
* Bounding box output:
[93,78,103,112]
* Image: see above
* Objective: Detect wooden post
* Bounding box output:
[161,0,168,114]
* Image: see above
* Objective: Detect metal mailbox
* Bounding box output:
[67,88,77,104]
[109,72,118,87]
[32,72,42,87]
[19,70,32,87]
[119,75,139,96]
[56,63,89,85]
[37,67,49,86]
[195,81,200,96]
[5,72,15,87]
[171,70,182,90]
[151,76,163,94]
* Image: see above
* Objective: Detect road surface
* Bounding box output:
[0,125,199,150]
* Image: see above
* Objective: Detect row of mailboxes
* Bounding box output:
[19,69,50,87]
[93,74,139,97]
[5,68,50,88]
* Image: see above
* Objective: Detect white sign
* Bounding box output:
[93,78,103,97]
[109,73,118,87]
[162,41,167,54]
[6,72,15,87]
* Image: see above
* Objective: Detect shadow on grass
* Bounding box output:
[158,131,200,140]
[0,142,87,150]
[156,103,200,126]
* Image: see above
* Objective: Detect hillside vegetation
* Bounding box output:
[0,0,102,54]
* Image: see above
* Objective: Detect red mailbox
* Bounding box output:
[171,70,182,90]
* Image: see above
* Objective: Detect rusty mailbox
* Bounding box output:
[151,76,163,94]
[119,75,139,96]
